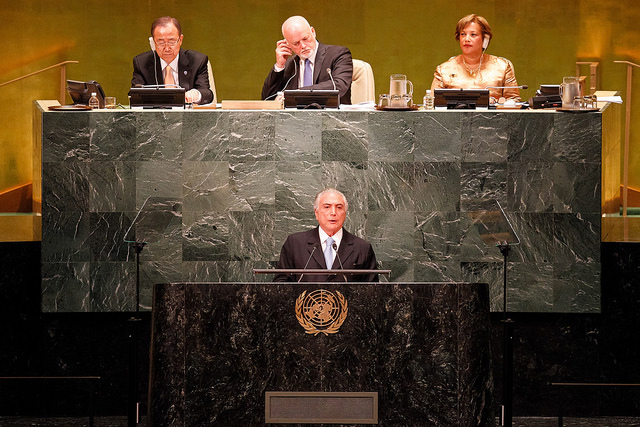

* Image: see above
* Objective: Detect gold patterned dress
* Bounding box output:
[430,54,521,102]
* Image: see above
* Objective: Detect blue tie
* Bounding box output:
[304,58,312,87]
[324,237,334,269]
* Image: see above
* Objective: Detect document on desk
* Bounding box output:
[339,101,376,111]
[220,100,283,110]
[596,96,623,104]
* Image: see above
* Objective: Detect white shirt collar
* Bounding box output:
[160,54,180,74]
[318,226,343,251]
[300,44,318,66]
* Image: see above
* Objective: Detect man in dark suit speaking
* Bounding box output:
[131,16,214,105]
[274,188,378,282]
[261,16,353,104]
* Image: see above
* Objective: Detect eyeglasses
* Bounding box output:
[154,39,180,47]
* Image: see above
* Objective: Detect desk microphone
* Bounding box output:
[298,245,317,282]
[485,84,528,90]
[326,68,337,91]
[148,37,159,86]
[265,59,298,100]
[332,242,347,282]
[484,85,528,105]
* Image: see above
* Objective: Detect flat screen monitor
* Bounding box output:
[129,87,185,108]
[434,88,490,109]
[284,89,339,109]
[66,80,106,108]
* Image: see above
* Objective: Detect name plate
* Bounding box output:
[265,391,378,424]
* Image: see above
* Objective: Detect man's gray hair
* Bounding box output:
[313,188,348,211]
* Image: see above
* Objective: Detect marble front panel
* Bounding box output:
[38,107,604,313]
[148,282,493,426]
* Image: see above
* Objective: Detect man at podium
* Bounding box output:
[274,188,378,282]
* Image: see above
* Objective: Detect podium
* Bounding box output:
[148,281,494,425]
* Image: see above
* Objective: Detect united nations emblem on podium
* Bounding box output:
[295,289,348,336]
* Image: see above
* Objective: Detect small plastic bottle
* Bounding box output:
[89,92,100,109]
[423,90,434,110]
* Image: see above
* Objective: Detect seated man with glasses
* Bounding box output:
[131,16,214,104]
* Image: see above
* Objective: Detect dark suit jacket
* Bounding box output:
[261,42,353,104]
[131,48,214,104]
[274,227,378,282]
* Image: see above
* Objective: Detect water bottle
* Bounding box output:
[423,90,434,110]
[89,92,100,109]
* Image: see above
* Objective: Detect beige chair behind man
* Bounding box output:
[207,61,217,104]
[351,59,375,104]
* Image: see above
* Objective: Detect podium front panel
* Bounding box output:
[149,281,493,426]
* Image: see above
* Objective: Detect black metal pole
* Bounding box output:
[498,244,513,427]
[128,242,145,427]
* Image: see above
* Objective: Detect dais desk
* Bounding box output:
[34,103,617,313]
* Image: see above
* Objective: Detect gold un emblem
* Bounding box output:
[295,289,348,336]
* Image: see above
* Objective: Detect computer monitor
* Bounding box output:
[283,89,339,109]
[66,80,106,108]
[129,87,185,108]
[434,88,490,109]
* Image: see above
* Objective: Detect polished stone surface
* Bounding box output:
[148,282,493,426]
[2,416,640,426]
[37,108,606,313]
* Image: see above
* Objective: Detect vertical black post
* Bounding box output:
[128,242,145,427]
[498,244,513,427]
[89,378,96,427]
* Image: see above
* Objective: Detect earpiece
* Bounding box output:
[482,35,490,50]
[149,36,158,85]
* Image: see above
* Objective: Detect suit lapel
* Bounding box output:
[313,42,327,83]
[178,49,191,90]
[154,52,164,85]
[336,230,356,268]
[284,55,300,90]
[308,228,326,268]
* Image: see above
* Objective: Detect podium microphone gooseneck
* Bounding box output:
[327,68,337,91]
[485,85,528,107]
[485,84,528,90]
[332,241,347,282]
[298,245,317,282]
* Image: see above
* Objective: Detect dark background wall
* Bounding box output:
[1,241,639,418]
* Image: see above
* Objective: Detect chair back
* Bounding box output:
[207,61,217,104]
[351,59,375,103]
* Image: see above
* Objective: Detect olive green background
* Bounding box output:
[1,0,638,205]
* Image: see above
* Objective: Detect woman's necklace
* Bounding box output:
[462,55,483,76]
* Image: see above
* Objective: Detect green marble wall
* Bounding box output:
[39,107,604,313]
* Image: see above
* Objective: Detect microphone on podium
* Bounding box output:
[298,245,317,282]
[485,85,528,106]
[332,241,347,282]
[326,68,337,91]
